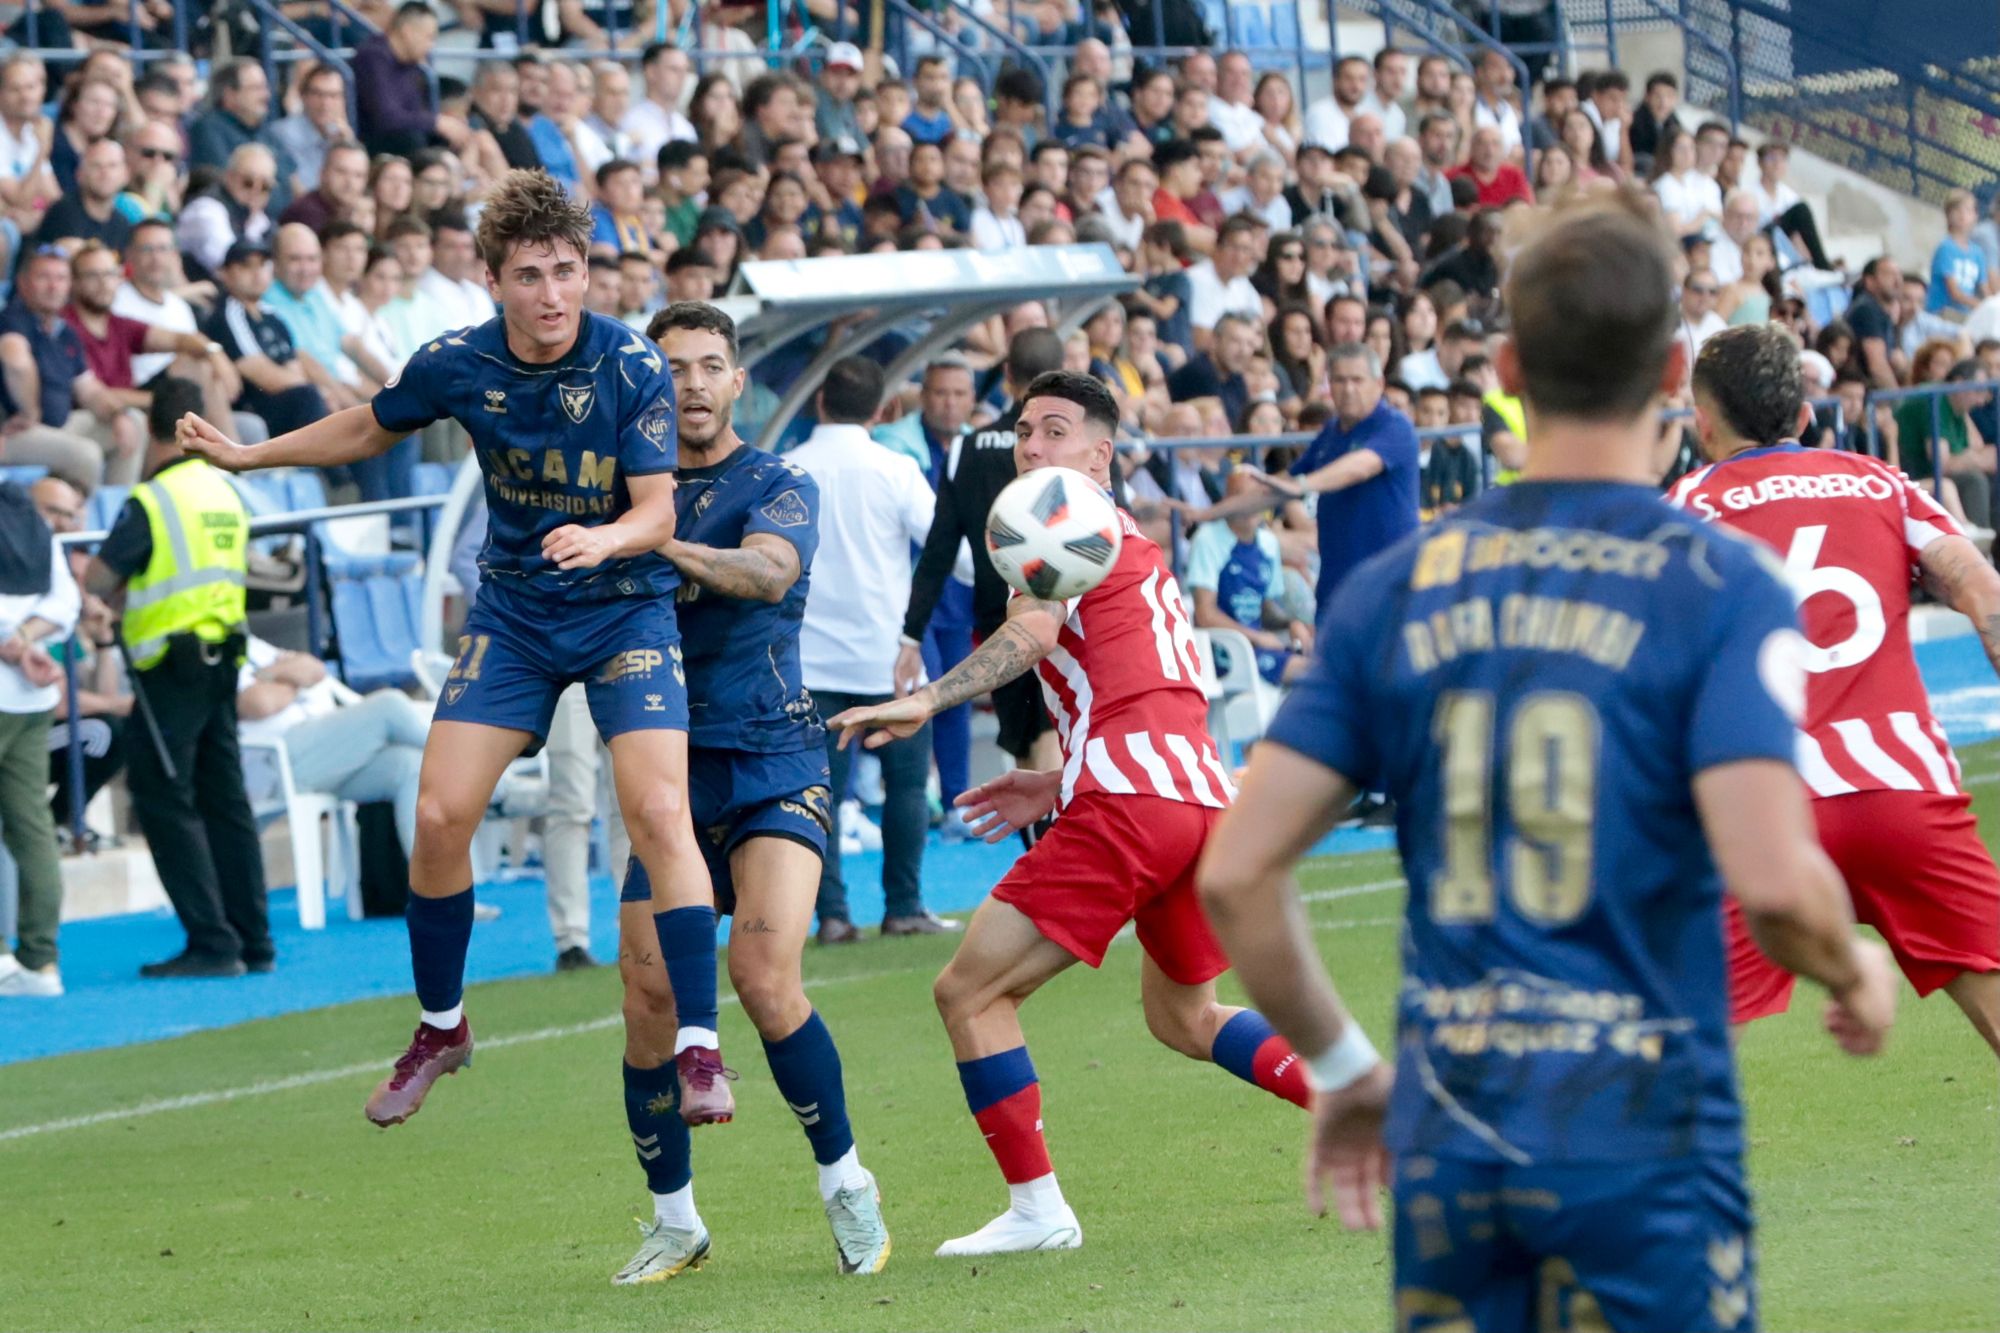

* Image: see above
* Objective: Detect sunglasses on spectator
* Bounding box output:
[237,176,275,193]
[138,146,177,161]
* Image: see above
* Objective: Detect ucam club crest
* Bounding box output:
[559,382,595,424]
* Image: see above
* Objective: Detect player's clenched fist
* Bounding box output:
[1825,937,1897,1056]
[176,413,253,470]
[542,524,618,570]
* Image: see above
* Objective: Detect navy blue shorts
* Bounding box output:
[620,746,831,915]
[1393,1153,1756,1333]
[435,582,687,750]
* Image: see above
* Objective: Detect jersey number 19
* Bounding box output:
[1432,691,1600,927]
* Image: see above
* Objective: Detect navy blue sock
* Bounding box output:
[654,906,718,1037]
[623,1060,692,1194]
[761,1010,855,1166]
[405,887,474,1016]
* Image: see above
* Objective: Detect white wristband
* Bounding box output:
[1304,1022,1382,1094]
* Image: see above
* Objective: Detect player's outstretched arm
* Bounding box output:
[1199,741,1392,1230]
[177,406,403,472]
[826,594,1064,750]
[1919,533,2000,677]
[544,470,678,571]
[660,532,800,604]
[1696,759,1897,1055]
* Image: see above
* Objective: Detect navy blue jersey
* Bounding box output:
[1267,481,1806,1164]
[372,311,679,600]
[674,444,822,752]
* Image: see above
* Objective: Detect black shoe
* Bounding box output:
[140,951,248,979]
[244,956,276,974]
[555,946,599,972]
[817,917,861,945]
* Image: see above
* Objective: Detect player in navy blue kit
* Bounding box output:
[176,171,731,1132]
[1197,196,1898,1332]
[601,302,890,1284]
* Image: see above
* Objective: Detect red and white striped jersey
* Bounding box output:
[1667,445,1965,797]
[1031,509,1236,810]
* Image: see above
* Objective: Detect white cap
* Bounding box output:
[1799,349,1836,389]
[826,41,863,71]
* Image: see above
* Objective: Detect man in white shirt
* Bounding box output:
[1470,49,1523,158]
[1358,47,1410,142]
[1208,51,1266,156]
[1099,158,1155,250]
[1304,54,1372,151]
[235,636,430,856]
[0,495,78,997]
[177,144,278,279]
[417,210,498,337]
[1219,150,1292,232]
[790,355,953,939]
[116,219,206,385]
[1708,189,1761,286]
[585,60,640,169]
[621,41,697,183]
[1185,216,1265,352]
[1676,267,1727,360]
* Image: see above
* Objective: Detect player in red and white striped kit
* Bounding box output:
[1669,326,2000,1056]
[828,371,1311,1257]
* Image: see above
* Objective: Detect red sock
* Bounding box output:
[971,1084,1054,1183]
[1253,1033,1312,1109]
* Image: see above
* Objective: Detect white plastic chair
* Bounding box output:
[1194,627,1284,762]
[241,733,360,930]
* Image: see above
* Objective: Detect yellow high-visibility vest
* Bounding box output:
[1483,389,1527,486]
[124,459,249,669]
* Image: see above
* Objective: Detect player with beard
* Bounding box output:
[606,301,890,1283]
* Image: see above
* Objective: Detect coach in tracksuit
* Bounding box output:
[894,327,1064,767]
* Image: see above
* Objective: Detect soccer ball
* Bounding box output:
[985,467,1124,601]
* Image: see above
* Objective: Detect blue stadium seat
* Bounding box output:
[329,570,423,691]
[0,464,47,487]
[86,484,130,533]
[409,462,457,497]
[278,467,419,578]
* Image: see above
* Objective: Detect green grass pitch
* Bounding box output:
[4,752,1998,1331]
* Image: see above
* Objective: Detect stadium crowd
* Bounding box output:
[0,0,1995,994]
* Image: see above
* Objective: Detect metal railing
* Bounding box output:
[1353,0,1537,181]
[1863,377,2000,505]
[53,493,451,844]
[16,0,187,64]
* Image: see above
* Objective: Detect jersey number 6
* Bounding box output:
[1782,524,1885,673]
[1432,690,1600,927]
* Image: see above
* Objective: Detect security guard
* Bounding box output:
[86,376,270,979]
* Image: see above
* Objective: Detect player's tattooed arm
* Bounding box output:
[659,533,801,603]
[922,596,1065,713]
[1918,533,2000,676]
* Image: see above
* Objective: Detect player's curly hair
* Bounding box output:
[473,169,594,275]
[648,301,739,364]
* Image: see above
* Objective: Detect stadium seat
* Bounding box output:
[85,484,130,533]
[409,462,457,497]
[329,571,424,691]
[1194,627,1281,764]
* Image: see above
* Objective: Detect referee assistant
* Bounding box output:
[86,377,270,979]
[894,327,1064,769]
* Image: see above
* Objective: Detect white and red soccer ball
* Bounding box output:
[985,466,1124,601]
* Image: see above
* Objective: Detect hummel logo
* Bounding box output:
[483,389,507,413]
[787,1099,822,1126]
[632,1131,662,1161]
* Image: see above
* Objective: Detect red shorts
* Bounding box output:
[990,792,1231,985]
[1726,788,2000,1023]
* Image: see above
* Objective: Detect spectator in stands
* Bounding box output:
[1185,469,1313,684]
[590,159,653,256]
[1362,47,1411,141]
[0,56,57,247]
[201,238,331,437]
[1721,233,1778,327]
[270,63,352,196]
[623,42,697,177]
[1741,141,1828,271]
[134,69,184,128]
[116,220,208,373]
[1930,189,1994,315]
[1581,69,1632,176]
[1469,49,1523,158]
[235,636,429,858]
[355,2,469,159]
[1897,356,1995,530]
[33,138,133,253]
[1899,274,1963,358]
[1152,140,1218,254]
[33,477,128,850]
[1709,188,1761,285]
[465,61,541,182]
[48,75,123,200]
[189,61,298,215]
[1448,125,1533,209]
[424,209,499,329]
[971,161,1028,251]
[794,355,949,942]
[1185,215,1264,352]
[177,142,279,281]
[1628,71,1677,171]
[1676,265,1727,360]
[263,223,375,413]
[65,240,240,431]
[1305,54,1371,151]
[1972,190,2000,284]
[1409,113,1459,220]
[1203,52,1262,157]
[893,140,970,235]
[1652,129,1721,239]
[664,247,715,302]
[279,139,369,233]
[0,480,75,997]
[1847,257,1904,388]
[1527,76,1575,151]
[0,246,144,489]
[812,42,866,146]
[1170,311,1262,427]
[117,119,185,223]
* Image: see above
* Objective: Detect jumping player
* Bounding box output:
[1670,325,2000,1056]
[1198,196,1896,1331]
[827,370,1313,1257]
[177,170,731,1128]
[603,302,891,1284]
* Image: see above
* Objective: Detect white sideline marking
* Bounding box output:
[0,880,1407,1146]
[0,964,920,1145]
